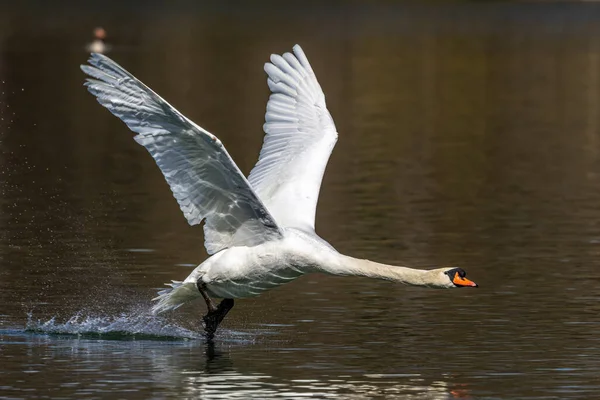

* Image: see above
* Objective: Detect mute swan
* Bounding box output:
[81,45,477,338]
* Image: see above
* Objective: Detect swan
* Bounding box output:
[81,45,477,338]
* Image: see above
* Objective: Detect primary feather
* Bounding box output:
[81,54,282,254]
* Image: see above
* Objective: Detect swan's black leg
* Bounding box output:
[197,282,234,339]
[203,298,234,340]
[198,283,218,313]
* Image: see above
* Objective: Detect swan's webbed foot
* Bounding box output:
[202,298,234,340]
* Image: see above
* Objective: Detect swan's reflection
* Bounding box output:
[8,327,470,399]
[156,340,471,399]
[204,341,235,374]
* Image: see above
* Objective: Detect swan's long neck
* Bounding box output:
[314,252,449,288]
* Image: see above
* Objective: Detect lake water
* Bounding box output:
[2,3,600,399]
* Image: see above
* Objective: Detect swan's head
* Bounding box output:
[442,267,478,288]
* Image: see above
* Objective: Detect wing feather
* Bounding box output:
[248,45,338,231]
[81,53,282,254]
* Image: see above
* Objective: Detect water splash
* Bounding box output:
[25,308,204,340]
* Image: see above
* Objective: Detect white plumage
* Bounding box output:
[81,45,476,325]
[82,54,281,255]
[250,46,338,231]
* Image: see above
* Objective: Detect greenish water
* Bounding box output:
[2,2,600,399]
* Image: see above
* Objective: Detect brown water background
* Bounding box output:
[2,2,600,398]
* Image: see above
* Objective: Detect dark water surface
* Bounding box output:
[3,3,600,399]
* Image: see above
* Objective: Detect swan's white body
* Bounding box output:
[169,228,455,304]
[187,229,333,299]
[81,45,473,316]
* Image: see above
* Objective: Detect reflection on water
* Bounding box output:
[1,328,465,399]
[3,2,600,399]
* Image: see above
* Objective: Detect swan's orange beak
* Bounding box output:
[453,275,478,287]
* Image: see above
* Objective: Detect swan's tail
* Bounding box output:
[151,281,200,314]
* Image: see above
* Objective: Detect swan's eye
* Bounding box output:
[444,267,464,278]
[448,268,478,287]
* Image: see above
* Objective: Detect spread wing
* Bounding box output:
[81,53,282,254]
[248,45,338,232]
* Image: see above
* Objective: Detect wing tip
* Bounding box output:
[292,44,306,59]
[264,62,276,75]
[80,64,99,78]
[87,52,108,64]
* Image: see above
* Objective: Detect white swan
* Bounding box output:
[81,45,477,338]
